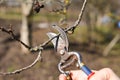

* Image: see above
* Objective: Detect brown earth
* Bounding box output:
[0,19,120,80]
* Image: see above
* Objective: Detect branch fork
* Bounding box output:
[0,0,87,76]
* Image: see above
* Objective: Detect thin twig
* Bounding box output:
[0,51,42,75]
[65,0,88,32]
[0,27,31,49]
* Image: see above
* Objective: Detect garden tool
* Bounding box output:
[47,25,95,80]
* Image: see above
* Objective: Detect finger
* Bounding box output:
[99,68,120,80]
[70,70,88,80]
[89,68,110,80]
[59,70,96,80]
[59,74,66,80]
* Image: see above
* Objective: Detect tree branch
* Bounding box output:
[0,0,88,76]
[0,26,31,49]
[65,0,88,33]
[0,51,42,75]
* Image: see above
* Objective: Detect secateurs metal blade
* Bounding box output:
[47,25,95,80]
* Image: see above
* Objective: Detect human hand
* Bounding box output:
[59,68,120,80]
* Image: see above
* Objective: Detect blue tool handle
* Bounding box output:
[81,64,95,80]
[81,65,92,76]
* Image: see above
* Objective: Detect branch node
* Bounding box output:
[30,46,43,52]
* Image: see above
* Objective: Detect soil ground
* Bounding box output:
[0,19,120,80]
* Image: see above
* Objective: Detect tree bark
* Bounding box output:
[20,0,33,53]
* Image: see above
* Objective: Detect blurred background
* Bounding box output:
[0,0,120,80]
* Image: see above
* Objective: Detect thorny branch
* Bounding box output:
[0,0,88,76]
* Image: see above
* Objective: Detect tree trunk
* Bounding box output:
[20,0,33,53]
[103,34,120,56]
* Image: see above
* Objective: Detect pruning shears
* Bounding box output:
[47,25,95,80]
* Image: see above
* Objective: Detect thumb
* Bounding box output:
[90,68,111,80]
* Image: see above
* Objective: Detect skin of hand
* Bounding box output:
[59,68,120,80]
